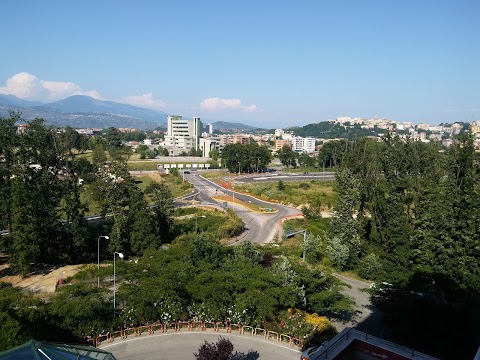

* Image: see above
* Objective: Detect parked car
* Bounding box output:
[301,346,319,360]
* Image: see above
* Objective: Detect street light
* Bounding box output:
[113,251,124,312]
[195,215,206,233]
[97,236,109,288]
[285,229,307,262]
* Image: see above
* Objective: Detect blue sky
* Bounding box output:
[0,0,478,127]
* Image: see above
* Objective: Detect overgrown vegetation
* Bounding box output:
[320,135,480,359]
[233,180,337,210]
[0,239,348,351]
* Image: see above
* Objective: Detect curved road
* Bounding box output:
[100,332,301,360]
[184,173,302,244]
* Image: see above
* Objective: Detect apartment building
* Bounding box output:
[291,136,316,153]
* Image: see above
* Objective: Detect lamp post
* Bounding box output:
[113,251,124,312]
[195,215,206,233]
[285,229,307,261]
[97,236,109,288]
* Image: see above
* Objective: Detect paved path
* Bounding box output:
[100,332,301,360]
[332,274,390,338]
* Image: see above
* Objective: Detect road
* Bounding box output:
[100,332,301,360]
[184,172,302,244]
[183,173,385,337]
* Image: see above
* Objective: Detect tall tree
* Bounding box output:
[0,112,20,231]
[146,182,174,245]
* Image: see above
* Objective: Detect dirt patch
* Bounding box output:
[0,256,87,294]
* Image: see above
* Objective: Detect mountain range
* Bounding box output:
[0,94,262,131]
[0,95,168,129]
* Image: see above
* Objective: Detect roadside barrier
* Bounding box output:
[95,321,303,349]
[123,327,137,339]
[151,323,165,334]
[137,325,151,336]
[203,321,216,331]
[266,331,279,342]
[167,322,178,332]
[290,337,303,348]
[254,328,266,338]
[242,326,254,336]
[280,334,292,344]
[230,323,243,334]
[112,330,124,342]
[216,322,228,332]
[177,321,190,331]
[190,321,203,331]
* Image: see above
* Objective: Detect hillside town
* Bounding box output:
[70,116,480,158]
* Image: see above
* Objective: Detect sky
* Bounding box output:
[0,0,478,128]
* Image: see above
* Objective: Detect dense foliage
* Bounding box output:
[221,143,272,173]
[322,135,480,359]
[286,122,387,139]
[0,113,176,273]
[0,239,348,351]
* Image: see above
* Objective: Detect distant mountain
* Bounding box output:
[0,94,168,129]
[211,121,262,131]
[0,94,44,107]
[45,95,167,124]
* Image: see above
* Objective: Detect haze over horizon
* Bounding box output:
[0,1,478,128]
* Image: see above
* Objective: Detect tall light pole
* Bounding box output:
[113,251,124,312]
[195,215,206,233]
[285,229,307,261]
[97,236,109,288]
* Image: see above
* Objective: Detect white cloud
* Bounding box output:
[0,72,103,102]
[118,93,166,110]
[200,97,257,112]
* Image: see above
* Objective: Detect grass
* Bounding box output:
[233,180,337,209]
[127,161,160,171]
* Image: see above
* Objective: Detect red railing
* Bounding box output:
[95,321,303,349]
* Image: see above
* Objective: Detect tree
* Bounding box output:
[194,337,234,360]
[0,112,20,231]
[277,144,297,168]
[221,143,272,173]
[91,143,107,168]
[8,118,65,273]
[209,148,220,161]
[146,182,174,246]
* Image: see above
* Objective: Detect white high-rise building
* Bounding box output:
[164,115,203,155]
[291,136,316,153]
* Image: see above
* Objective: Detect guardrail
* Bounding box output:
[93,321,303,349]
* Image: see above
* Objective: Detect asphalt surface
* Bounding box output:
[184,173,302,244]
[100,332,301,360]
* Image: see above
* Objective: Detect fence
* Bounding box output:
[93,321,303,349]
